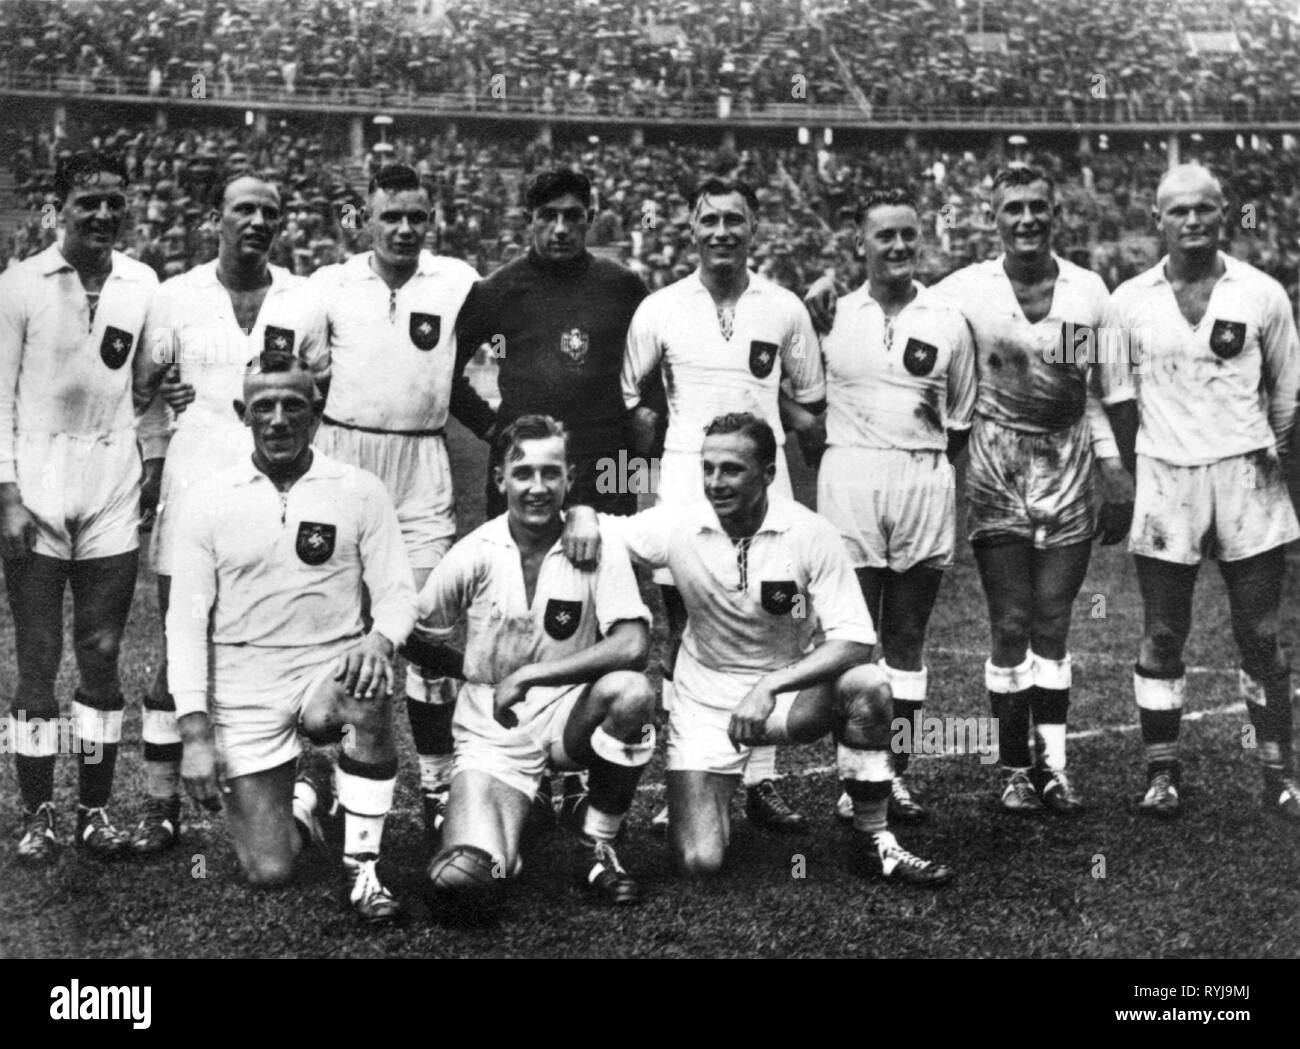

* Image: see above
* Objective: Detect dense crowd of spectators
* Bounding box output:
[6,120,1300,306]
[5,0,1300,118]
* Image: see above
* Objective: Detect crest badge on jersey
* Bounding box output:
[749,340,778,378]
[295,522,336,565]
[410,313,441,351]
[902,337,938,376]
[543,598,583,640]
[1209,319,1246,360]
[99,326,134,370]
[559,328,590,367]
[264,325,295,356]
[760,580,799,616]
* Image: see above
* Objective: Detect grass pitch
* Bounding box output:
[1,419,1298,958]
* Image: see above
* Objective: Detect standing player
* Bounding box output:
[453,168,650,518]
[413,415,657,919]
[452,169,652,826]
[577,413,953,884]
[621,178,826,832]
[926,166,1137,813]
[0,152,159,864]
[132,174,329,854]
[169,353,415,921]
[803,189,977,823]
[302,164,491,846]
[1112,164,1300,821]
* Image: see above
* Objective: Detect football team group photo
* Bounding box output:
[1,0,1298,961]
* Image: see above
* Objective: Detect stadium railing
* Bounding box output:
[4,69,1299,127]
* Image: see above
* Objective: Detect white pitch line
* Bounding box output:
[634,701,1247,796]
[925,646,1237,676]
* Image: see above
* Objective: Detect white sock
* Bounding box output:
[581,805,624,843]
[1036,724,1067,772]
[419,753,454,796]
[743,744,777,787]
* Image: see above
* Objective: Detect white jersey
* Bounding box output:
[136,261,330,467]
[821,281,976,452]
[930,255,1133,459]
[0,243,157,483]
[621,269,825,453]
[1113,253,1300,465]
[166,451,416,719]
[415,513,651,689]
[305,250,478,432]
[608,498,875,711]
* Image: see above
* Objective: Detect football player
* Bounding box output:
[452,168,654,829]
[621,178,826,833]
[572,413,953,884]
[0,152,159,864]
[1112,163,1300,821]
[413,414,656,919]
[300,164,496,848]
[169,353,415,921]
[800,188,977,824]
[132,174,329,854]
[810,165,1137,813]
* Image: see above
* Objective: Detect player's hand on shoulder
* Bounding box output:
[729,683,778,748]
[179,713,225,812]
[1095,458,1135,545]
[562,505,602,569]
[0,488,37,560]
[159,364,195,415]
[336,632,396,702]
[493,671,531,729]
[803,273,840,336]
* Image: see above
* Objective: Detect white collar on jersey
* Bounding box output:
[229,447,347,487]
[844,280,930,311]
[693,494,799,536]
[1136,251,1244,288]
[343,249,443,280]
[185,259,296,291]
[38,240,150,281]
[478,511,572,555]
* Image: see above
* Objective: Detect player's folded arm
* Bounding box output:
[513,618,651,689]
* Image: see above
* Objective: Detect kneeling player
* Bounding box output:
[413,415,656,920]
[580,413,954,884]
[168,353,416,922]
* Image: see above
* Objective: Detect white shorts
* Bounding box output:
[966,415,1095,549]
[818,445,956,571]
[315,423,455,569]
[1129,451,1300,564]
[653,447,794,586]
[16,428,140,560]
[451,680,586,799]
[151,416,252,575]
[209,638,353,779]
[667,660,801,776]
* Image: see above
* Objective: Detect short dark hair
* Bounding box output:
[689,177,760,220]
[368,163,425,198]
[855,187,917,224]
[494,413,570,469]
[525,169,592,212]
[243,349,322,403]
[991,164,1056,203]
[54,151,128,206]
[702,412,776,467]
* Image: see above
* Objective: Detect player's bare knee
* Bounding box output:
[243,853,296,889]
[602,672,656,735]
[674,840,726,879]
[837,664,891,719]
